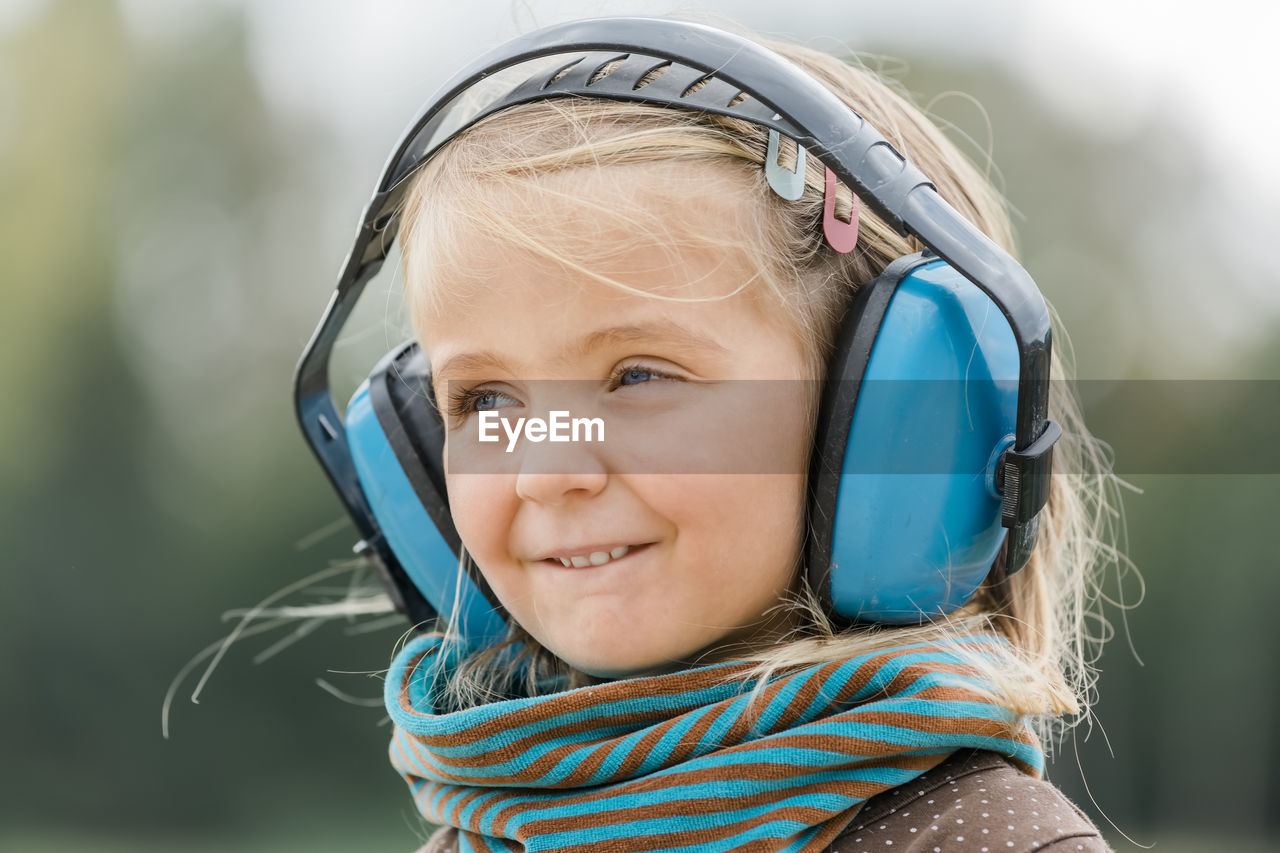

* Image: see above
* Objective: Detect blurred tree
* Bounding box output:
[0,0,411,845]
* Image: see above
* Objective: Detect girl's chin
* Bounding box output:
[547,634,732,681]
[550,642,693,681]
[569,658,683,681]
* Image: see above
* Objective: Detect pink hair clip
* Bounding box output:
[822,167,859,254]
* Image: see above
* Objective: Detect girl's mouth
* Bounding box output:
[544,543,652,569]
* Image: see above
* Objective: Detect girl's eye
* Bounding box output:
[447,364,677,420]
[612,364,677,389]
[447,387,518,419]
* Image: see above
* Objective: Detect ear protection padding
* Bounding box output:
[807,256,1018,624]
[346,346,507,646]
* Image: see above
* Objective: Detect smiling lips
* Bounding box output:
[543,543,648,568]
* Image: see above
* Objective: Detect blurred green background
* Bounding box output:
[3,0,1277,850]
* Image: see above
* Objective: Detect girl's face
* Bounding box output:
[417,170,814,678]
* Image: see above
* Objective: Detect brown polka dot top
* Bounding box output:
[827,749,1112,852]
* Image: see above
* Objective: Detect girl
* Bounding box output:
[303,16,1120,853]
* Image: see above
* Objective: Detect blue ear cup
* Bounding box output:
[345,345,508,647]
[808,255,1020,623]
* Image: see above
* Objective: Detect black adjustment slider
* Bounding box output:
[999,419,1062,527]
[352,534,410,617]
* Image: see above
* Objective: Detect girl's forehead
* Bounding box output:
[414,241,802,388]
[420,232,765,352]
[431,232,753,308]
[404,160,800,374]
[414,162,764,279]
[415,170,770,313]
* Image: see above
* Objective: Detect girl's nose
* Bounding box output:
[514,441,608,505]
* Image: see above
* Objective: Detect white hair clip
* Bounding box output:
[765,128,806,201]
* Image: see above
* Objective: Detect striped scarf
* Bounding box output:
[385,634,1043,853]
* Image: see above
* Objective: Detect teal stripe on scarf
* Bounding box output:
[386,634,1044,852]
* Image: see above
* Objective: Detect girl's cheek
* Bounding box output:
[446,475,506,564]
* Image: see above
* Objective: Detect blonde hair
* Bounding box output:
[395,35,1124,746]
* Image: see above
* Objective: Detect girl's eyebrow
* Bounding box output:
[566,321,728,363]
[432,321,727,383]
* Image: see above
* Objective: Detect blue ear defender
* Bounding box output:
[294,18,1062,645]
[344,346,508,643]
[808,255,1022,623]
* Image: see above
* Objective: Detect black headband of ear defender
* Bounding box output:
[293,17,1060,628]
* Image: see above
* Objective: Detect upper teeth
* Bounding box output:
[558,545,631,568]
